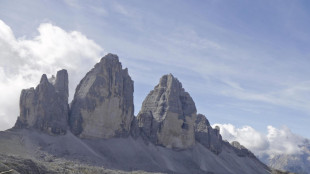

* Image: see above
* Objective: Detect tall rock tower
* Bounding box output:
[14,70,69,135]
[137,74,196,149]
[69,53,134,139]
[194,114,222,154]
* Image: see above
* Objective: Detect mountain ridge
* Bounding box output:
[1,53,273,174]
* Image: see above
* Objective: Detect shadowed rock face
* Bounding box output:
[14,70,69,135]
[194,114,222,154]
[69,53,134,139]
[137,74,196,149]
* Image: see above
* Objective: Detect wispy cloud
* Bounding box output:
[64,0,108,17]
[89,6,108,16]
[112,2,132,17]
[64,0,81,9]
[220,81,310,113]
[162,28,223,50]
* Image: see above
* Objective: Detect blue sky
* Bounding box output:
[0,0,309,143]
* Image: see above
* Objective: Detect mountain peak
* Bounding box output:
[40,74,49,84]
[137,74,196,149]
[54,69,68,98]
[100,53,119,63]
[14,69,69,135]
[69,53,134,139]
[158,73,182,89]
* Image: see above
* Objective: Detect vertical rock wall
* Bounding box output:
[137,74,196,149]
[14,70,69,135]
[194,114,222,154]
[69,54,134,139]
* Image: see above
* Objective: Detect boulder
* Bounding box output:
[69,53,134,139]
[14,70,69,135]
[137,74,196,149]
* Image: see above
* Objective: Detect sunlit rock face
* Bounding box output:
[194,114,222,154]
[14,69,69,135]
[137,74,196,149]
[69,53,134,139]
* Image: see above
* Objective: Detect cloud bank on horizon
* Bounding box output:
[213,123,306,158]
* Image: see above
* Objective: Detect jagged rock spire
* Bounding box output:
[14,69,69,135]
[69,53,134,139]
[194,114,222,154]
[137,74,197,149]
[54,69,69,98]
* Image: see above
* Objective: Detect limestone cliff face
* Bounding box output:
[14,70,69,135]
[194,114,222,154]
[69,53,134,139]
[137,74,196,149]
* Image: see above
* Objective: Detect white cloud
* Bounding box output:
[213,123,305,157]
[266,125,304,155]
[0,20,103,131]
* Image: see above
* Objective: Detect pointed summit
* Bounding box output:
[137,74,196,149]
[100,53,119,62]
[40,74,49,84]
[69,53,134,139]
[54,69,69,98]
[158,74,181,89]
[14,70,69,135]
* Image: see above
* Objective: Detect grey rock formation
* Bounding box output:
[69,53,134,139]
[14,70,69,135]
[3,54,275,173]
[194,114,222,154]
[137,74,196,149]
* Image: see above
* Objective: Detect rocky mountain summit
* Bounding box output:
[0,53,275,174]
[137,74,196,149]
[14,69,69,135]
[194,114,222,154]
[70,53,134,139]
